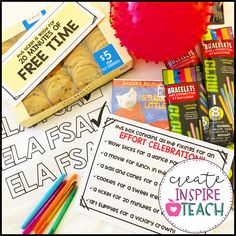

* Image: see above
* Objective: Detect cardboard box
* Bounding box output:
[2,3,133,127]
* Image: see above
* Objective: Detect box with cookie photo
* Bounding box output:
[2,2,133,127]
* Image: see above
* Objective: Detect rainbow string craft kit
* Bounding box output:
[162,26,234,148]
[2,2,133,127]
[202,27,234,147]
[162,67,200,139]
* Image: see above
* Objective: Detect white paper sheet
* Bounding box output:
[77,114,234,234]
[2,86,113,234]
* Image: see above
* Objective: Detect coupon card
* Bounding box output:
[78,114,234,234]
[2,2,104,106]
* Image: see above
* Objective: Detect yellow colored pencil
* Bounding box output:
[218,95,233,124]
[199,119,203,140]
[231,81,234,99]
[200,104,209,116]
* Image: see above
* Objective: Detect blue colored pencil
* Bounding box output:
[228,93,234,115]
[199,97,208,109]
[21,174,66,229]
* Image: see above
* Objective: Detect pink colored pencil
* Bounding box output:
[190,123,197,139]
[226,77,232,94]
[200,83,207,95]
[22,180,66,234]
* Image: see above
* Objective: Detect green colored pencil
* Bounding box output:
[195,126,200,140]
[48,186,78,234]
[199,92,207,103]
[187,131,192,138]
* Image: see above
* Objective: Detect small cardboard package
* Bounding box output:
[2,2,133,127]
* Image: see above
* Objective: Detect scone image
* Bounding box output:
[84,27,109,54]
[41,67,77,105]
[23,86,51,116]
[63,43,102,90]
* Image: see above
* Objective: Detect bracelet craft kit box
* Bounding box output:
[2,2,133,127]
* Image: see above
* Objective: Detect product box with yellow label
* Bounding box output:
[2,2,133,127]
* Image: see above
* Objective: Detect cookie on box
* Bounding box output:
[84,27,109,53]
[41,66,77,105]
[23,86,51,116]
[63,43,102,90]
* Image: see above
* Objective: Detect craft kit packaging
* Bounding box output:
[2,2,133,127]
[201,27,234,147]
[163,67,201,139]
[112,80,170,130]
[164,49,210,141]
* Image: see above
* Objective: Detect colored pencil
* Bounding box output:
[223,84,233,115]
[200,104,209,116]
[48,186,78,234]
[200,83,207,95]
[187,131,192,138]
[221,88,233,121]
[199,119,203,140]
[35,182,77,234]
[231,81,234,99]
[33,174,77,232]
[199,92,208,103]
[21,174,66,229]
[200,98,208,109]
[190,123,196,139]
[22,180,66,234]
[212,95,217,106]
[228,93,234,115]
[195,126,200,140]
[218,95,233,124]
[224,78,234,115]
[226,77,232,94]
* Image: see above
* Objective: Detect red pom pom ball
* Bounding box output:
[110,2,213,62]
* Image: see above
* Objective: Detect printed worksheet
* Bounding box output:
[78,114,234,234]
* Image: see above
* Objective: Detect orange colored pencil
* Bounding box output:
[33,174,77,232]
[35,181,77,234]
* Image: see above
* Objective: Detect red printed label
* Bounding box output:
[165,83,198,103]
[165,49,200,69]
[202,40,234,58]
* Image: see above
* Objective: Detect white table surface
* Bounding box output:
[2,2,234,234]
